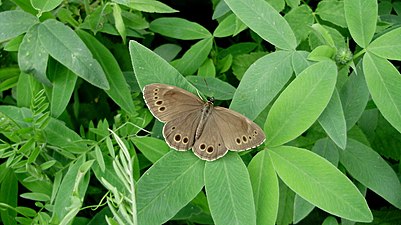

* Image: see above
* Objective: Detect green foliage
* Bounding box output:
[1,0,401,224]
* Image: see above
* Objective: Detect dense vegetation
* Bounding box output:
[1,0,401,224]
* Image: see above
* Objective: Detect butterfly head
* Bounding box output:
[207,97,215,104]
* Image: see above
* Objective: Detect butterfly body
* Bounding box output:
[143,83,265,161]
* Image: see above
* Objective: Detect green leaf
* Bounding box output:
[318,89,347,149]
[316,0,347,28]
[38,19,110,90]
[172,37,213,75]
[77,30,136,115]
[214,14,239,38]
[50,156,89,224]
[47,59,77,118]
[340,139,401,209]
[137,151,205,225]
[339,62,369,130]
[131,137,170,163]
[225,0,297,50]
[205,153,256,225]
[248,150,279,225]
[363,53,401,133]
[186,76,236,100]
[344,0,377,48]
[31,0,63,13]
[265,61,337,147]
[308,45,336,62]
[153,44,181,62]
[112,3,126,44]
[150,17,211,40]
[17,24,51,86]
[0,10,39,42]
[232,52,267,80]
[231,51,293,120]
[367,27,401,61]
[311,138,340,166]
[197,58,216,77]
[0,170,18,225]
[284,5,314,44]
[269,146,373,222]
[113,0,178,13]
[129,40,197,93]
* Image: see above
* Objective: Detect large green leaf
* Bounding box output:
[344,0,377,48]
[38,19,109,90]
[129,40,197,93]
[136,151,205,225]
[225,0,297,50]
[248,150,279,225]
[363,53,401,133]
[265,61,337,147]
[150,17,211,40]
[269,146,373,222]
[318,89,347,149]
[18,24,51,86]
[367,27,401,60]
[205,153,256,225]
[77,30,136,115]
[0,10,39,42]
[231,51,293,120]
[172,37,213,75]
[340,139,401,209]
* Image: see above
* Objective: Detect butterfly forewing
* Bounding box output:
[212,107,265,151]
[143,83,203,122]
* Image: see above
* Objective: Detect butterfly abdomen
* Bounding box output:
[195,102,214,140]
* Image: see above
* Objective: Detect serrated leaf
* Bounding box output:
[265,61,337,147]
[225,0,297,50]
[205,153,256,225]
[38,19,109,89]
[269,146,373,222]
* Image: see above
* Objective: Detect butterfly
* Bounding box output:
[143,83,265,161]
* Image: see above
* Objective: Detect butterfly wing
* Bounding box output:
[192,113,228,161]
[163,109,202,151]
[212,107,265,151]
[143,83,204,122]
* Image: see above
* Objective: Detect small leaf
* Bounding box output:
[150,17,211,40]
[186,76,236,100]
[318,89,347,149]
[31,0,63,13]
[340,139,401,209]
[38,19,109,89]
[363,53,401,133]
[0,10,39,42]
[205,153,256,225]
[137,151,205,225]
[172,37,213,75]
[112,3,126,43]
[344,0,377,48]
[114,0,178,13]
[316,0,347,28]
[225,0,297,50]
[367,27,401,61]
[265,61,337,147]
[269,146,373,222]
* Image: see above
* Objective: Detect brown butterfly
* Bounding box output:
[143,83,265,161]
